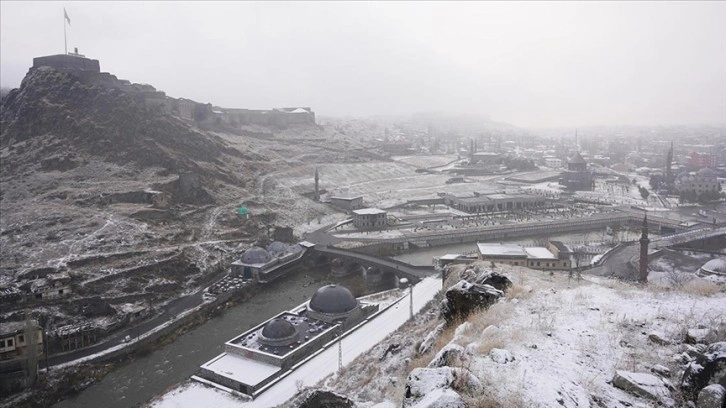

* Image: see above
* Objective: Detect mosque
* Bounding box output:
[197,284,378,397]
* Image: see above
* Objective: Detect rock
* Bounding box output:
[428,344,466,368]
[490,348,515,364]
[474,271,513,292]
[419,323,445,354]
[408,388,465,408]
[612,370,672,400]
[404,367,481,407]
[680,342,726,401]
[441,280,503,324]
[697,384,726,408]
[686,329,717,345]
[648,332,671,346]
[651,364,671,378]
[296,390,355,408]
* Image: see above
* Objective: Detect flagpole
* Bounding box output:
[63,10,67,55]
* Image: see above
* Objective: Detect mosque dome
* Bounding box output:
[700,258,726,275]
[259,318,298,347]
[309,284,358,315]
[267,241,290,257]
[241,246,272,264]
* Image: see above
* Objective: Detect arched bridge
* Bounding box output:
[310,245,436,284]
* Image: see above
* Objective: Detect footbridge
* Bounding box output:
[310,245,436,284]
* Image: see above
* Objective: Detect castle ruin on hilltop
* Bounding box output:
[31,51,316,128]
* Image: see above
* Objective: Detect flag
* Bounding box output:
[64,8,71,25]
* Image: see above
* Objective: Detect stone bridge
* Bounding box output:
[310,245,436,284]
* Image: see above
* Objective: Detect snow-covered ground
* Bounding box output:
[316,264,726,407]
[148,277,442,408]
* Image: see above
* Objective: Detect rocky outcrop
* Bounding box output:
[612,370,673,401]
[681,341,726,401]
[295,390,355,408]
[403,367,481,408]
[441,280,503,324]
[474,271,512,292]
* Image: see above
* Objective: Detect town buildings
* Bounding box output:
[477,243,570,270]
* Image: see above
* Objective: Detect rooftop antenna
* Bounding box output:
[63,7,71,55]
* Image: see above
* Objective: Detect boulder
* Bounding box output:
[651,364,671,378]
[612,370,672,401]
[681,342,726,401]
[441,280,503,324]
[697,384,725,408]
[296,390,355,408]
[404,367,482,407]
[408,388,465,408]
[428,344,466,368]
[686,329,717,345]
[648,332,671,346]
[474,271,513,292]
[490,348,515,364]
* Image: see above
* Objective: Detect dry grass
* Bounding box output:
[681,279,722,297]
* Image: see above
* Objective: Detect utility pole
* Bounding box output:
[337,326,342,372]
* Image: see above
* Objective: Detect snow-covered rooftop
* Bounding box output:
[524,247,557,260]
[477,243,526,257]
[201,353,280,387]
[352,208,387,215]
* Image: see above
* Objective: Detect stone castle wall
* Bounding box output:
[30,54,315,127]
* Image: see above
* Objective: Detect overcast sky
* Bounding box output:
[1,1,724,128]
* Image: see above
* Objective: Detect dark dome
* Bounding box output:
[309,284,357,314]
[266,241,290,257]
[241,246,271,264]
[261,318,296,340]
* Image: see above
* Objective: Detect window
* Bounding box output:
[514,262,518,266]
[59,289,64,295]
[537,262,540,266]
[7,338,13,347]
[18,335,24,344]
[0,340,5,348]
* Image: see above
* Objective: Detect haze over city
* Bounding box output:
[1,1,725,127]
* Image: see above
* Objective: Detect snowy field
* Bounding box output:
[275,162,517,209]
[148,277,442,408]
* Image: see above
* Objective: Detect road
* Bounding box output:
[43,290,205,368]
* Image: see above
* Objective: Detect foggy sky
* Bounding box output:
[1,1,724,128]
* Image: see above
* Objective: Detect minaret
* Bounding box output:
[639,214,650,284]
[470,139,475,161]
[666,140,673,184]
[314,168,320,201]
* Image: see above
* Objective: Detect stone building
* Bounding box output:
[329,195,364,211]
[444,193,545,213]
[675,169,720,196]
[230,242,305,281]
[0,321,43,395]
[477,243,569,270]
[198,285,378,397]
[352,208,387,230]
[559,152,594,191]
